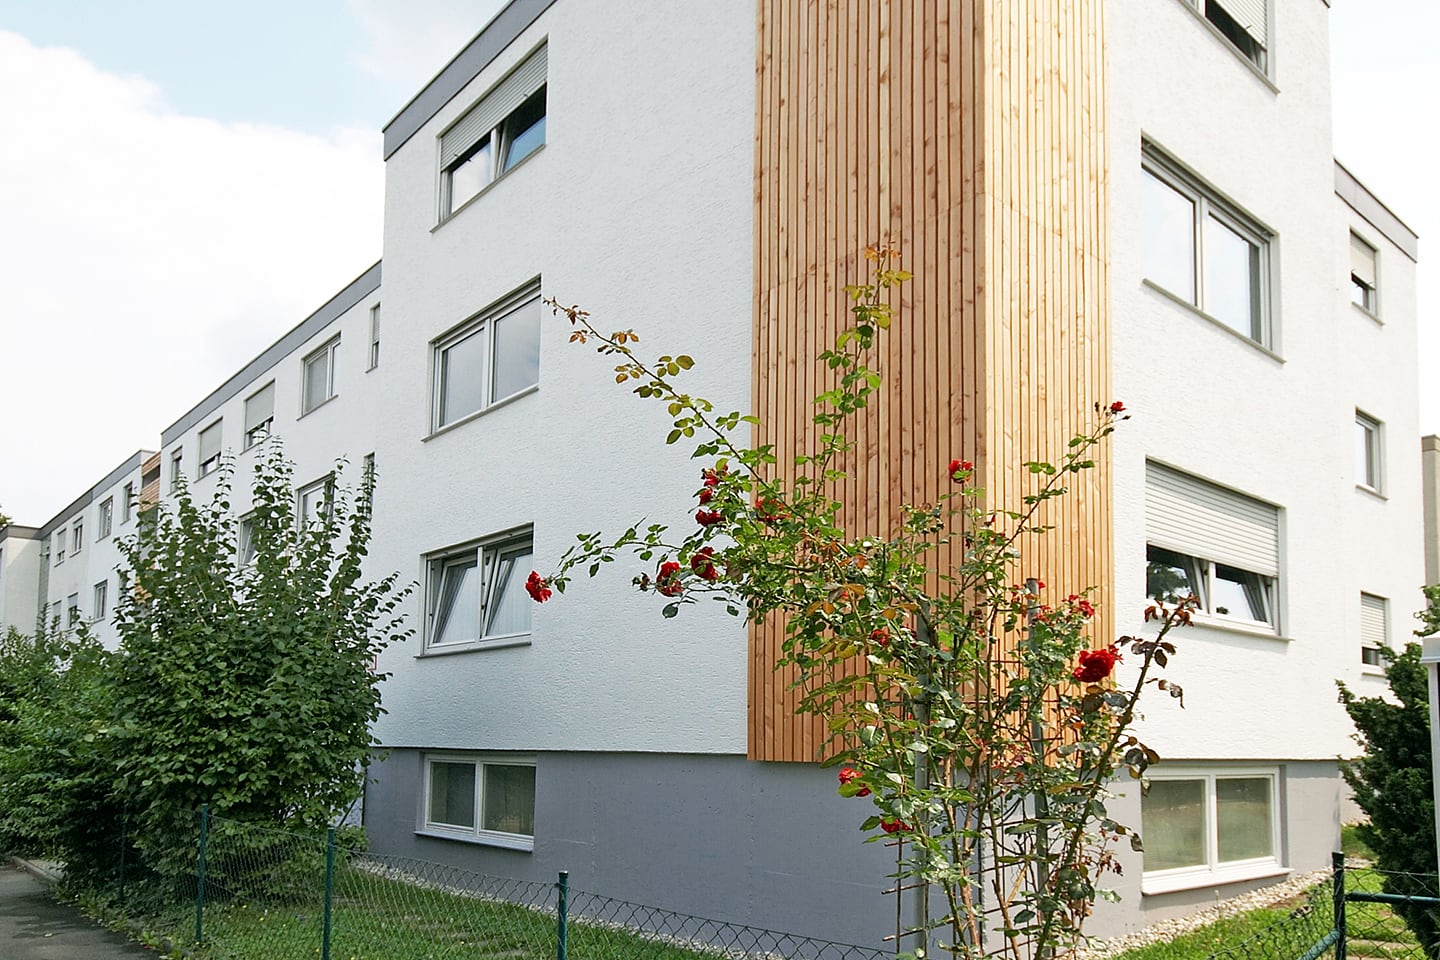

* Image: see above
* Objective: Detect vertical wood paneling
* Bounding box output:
[751,0,1111,762]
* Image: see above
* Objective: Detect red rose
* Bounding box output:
[690,547,720,582]
[870,628,890,647]
[1072,645,1122,683]
[837,766,872,797]
[698,487,714,505]
[1078,599,1095,618]
[880,819,912,834]
[948,458,974,482]
[695,509,724,526]
[755,497,786,523]
[1109,401,1125,414]
[525,571,552,603]
[701,466,726,488]
[657,561,684,597]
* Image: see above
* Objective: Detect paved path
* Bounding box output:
[0,865,156,958]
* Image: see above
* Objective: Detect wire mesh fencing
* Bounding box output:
[1340,861,1440,960]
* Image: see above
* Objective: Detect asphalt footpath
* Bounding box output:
[0,864,157,958]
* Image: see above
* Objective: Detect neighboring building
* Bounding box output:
[1423,435,1440,585]
[0,524,42,634]
[1,0,1426,947]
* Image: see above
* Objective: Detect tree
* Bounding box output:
[1339,609,1440,956]
[533,249,1187,958]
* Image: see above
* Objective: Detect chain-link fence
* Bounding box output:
[99,807,886,960]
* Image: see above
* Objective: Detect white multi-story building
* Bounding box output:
[0,0,1424,946]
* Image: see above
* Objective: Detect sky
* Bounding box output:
[0,1,1436,524]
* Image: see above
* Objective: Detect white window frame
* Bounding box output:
[437,44,547,221]
[1350,232,1379,317]
[1356,411,1383,494]
[1177,0,1269,75]
[431,285,542,433]
[423,531,534,654]
[66,593,80,628]
[419,753,536,851]
[1141,765,1284,895]
[238,515,257,567]
[1142,146,1274,350]
[1146,544,1276,632]
[72,520,83,556]
[244,381,276,450]
[1360,593,1388,673]
[297,475,335,527]
[54,528,66,565]
[97,497,113,540]
[368,304,381,370]
[92,580,108,622]
[170,449,184,492]
[121,482,134,524]
[301,337,340,416]
[198,420,223,478]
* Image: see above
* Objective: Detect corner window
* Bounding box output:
[198,420,223,478]
[1360,593,1388,668]
[422,755,536,849]
[433,288,541,431]
[97,498,113,540]
[1351,232,1378,315]
[1142,147,1272,348]
[1356,412,1382,493]
[1142,767,1278,892]
[302,337,340,415]
[1145,462,1280,633]
[425,533,534,652]
[245,382,275,449]
[92,580,108,622]
[439,44,547,219]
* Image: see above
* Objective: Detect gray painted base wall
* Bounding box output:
[366,751,1346,946]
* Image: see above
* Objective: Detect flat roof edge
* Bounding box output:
[381,0,558,160]
[1335,160,1419,262]
[160,261,382,447]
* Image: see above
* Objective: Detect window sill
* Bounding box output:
[1360,665,1387,678]
[1180,613,1289,643]
[1141,281,1284,363]
[433,145,546,232]
[1352,302,1383,326]
[1355,484,1387,501]
[423,384,539,442]
[1169,0,1277,93]
[298,395,339,421]
[416,635,532,658]
[1143,863,1289,897]
[414,828,534,853]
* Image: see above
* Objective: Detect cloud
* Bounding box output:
[349,0,507,115]
[0,30,384,523]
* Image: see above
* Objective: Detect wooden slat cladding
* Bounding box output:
[750,0,1111,762]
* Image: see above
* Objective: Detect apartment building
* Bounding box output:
[0,0,1424,946]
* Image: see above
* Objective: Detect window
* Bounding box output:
[121,482,134,523]
[1145,462,1280,632]
[54,528,66,564]
[93,580,108,622]
[1142,148,1272,348]
[433,289,542,430]
[1361,593,1388,668]
[72,520,83,556]
[368,304,381,370]
[1182,0,1267,70]
[422,755,536,848]
[170,449,184,492]
[49,600,60,626]
[245,382,275,449]
[298,476,334,526]
[1141,767,1279,892]
[439,43,547,218]
[66,593,80,628]
[301,338,340,415]
[1355,412,1382,493]
[1351,232,1378,315]
[425,533,534,651]
[198,420,222,477]
[238,516,257,566]
[361,453,376,510]
[98,497,113,540]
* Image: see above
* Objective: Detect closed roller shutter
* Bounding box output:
[439,44,548,169]
[1360,593,1388,647]
[1351,234,1377,287]
[1146,462,1279,577]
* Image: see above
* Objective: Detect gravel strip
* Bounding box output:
[1077,868,1332,959]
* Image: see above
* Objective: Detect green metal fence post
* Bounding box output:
[322,826,336,960]
[556,871,569,960]
[1333,851,1347,960]
[195,804,210,946]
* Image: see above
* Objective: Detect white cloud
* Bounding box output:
[349,0,507,112]
[0,30,384,523]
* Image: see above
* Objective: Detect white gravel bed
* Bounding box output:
[1076,868,1332,959]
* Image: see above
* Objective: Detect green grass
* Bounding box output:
[129,863,738,960]
[1343,824,1378,862]
[1104,902,1307,960]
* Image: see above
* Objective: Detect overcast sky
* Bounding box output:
[0,1,1435,524]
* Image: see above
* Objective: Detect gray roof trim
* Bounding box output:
[1335,160,1419,262]
[0,525,41,542]
[382,0,558,160]
[35,449,154,538]
[161,262,382,446]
